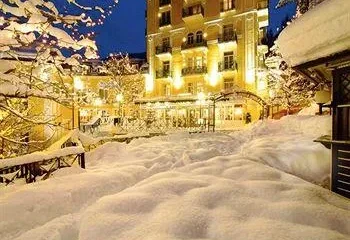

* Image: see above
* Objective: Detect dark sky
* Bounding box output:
[95,0,296,57]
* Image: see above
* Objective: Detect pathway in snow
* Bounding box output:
[0,115,349,240]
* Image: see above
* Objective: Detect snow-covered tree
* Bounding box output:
[277,0,325,14]
[266,46,320,112]
[102,54,144,105]
[0,0,118,157]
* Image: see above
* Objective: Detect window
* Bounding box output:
[224,51,235,70]
[187,33,194,45]
[196,31,203,43]
[163,61,170,72]
[192,5,202,14]
[221,0,235,12]
[234,104,243,120]
[163,84,170,96]
[223,25,234,40]
[224,78,234,90]
[159,11,171,26]
[187,82,195,94]
[162,37,170,47]
[99,88,108,100]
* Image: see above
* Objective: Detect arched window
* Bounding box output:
[187,33,194,45]
[196,31,203,43]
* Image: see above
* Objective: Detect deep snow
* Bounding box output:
[0,115,349,240]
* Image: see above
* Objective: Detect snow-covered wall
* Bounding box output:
[277,0,350,67]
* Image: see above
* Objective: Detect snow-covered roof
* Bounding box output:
[277,0,350,67]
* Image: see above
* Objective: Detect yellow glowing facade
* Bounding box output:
[142,0,269,129]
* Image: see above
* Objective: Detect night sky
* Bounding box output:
[95,0,296,57]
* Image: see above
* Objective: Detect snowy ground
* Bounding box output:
[0,115,349,240]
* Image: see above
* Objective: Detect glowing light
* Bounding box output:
[173,75,182,89]
[208,71,219,86]
[74,76,84,90]
[182,37,187,42]
[197,92,205,101]
[93,98,102,106]
[234,107,243,116]
[116,93,123,102]
[158,12,162,18]
[203,32,208,38]
[41,72,50,82]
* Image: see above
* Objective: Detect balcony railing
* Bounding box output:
[182,5,204,18]
[156,70,172,78]
[220,0,235,12]
[218,61,237,72]
[160,0,171,7]
[218,33,237,43]
[181,40,207,50]
[156,45,172,55]
[182,66,207,76]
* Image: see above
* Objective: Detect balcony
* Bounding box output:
[182,4,204,23]
[218,61,237,72]
[220,0,235,12]
[159,0,171,7]
[156,70,172,78]
[182,66,207,76]
[218,33,237,43]
[181,40,207,50]
[156,45,172,55]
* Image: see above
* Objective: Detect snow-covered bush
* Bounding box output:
[0,0,118,157]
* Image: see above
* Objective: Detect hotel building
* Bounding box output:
[139,0,269,129]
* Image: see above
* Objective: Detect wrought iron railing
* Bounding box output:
[218,33,237,43]
[156,70,172,78]
[181,40,207,50]
[182,66,207,76]
[156,45,172,54]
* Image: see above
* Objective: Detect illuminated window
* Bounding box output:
[221,0,235,12]
[224,78,234,90]
[187,33,194,44]
[196,31,203,43]
[224,51,235,70]
[187,82,195,94]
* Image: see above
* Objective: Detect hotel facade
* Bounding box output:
[139,0,269,129]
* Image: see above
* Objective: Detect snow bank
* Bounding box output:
[238,115,331,185]
[277,0,350,66]
[0,115,347,240]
